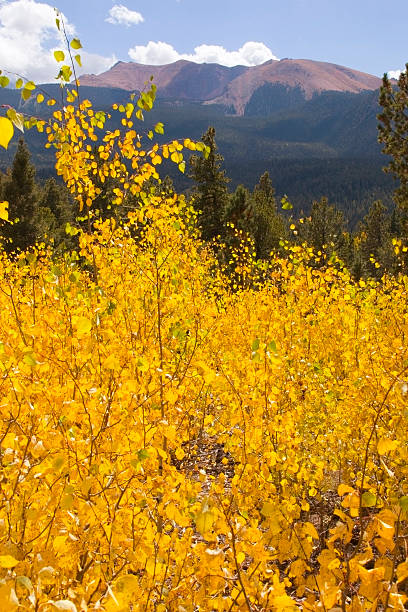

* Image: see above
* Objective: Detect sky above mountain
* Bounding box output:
[0,0,406,83]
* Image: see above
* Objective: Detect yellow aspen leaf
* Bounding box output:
[112,574,139,599]
[289,558,309,577]
[175,447,185,460]
[145,557,156,576]
[157,447,167,460]
[73,316,92,335]
[53,535,67,552]
[236,551,245,565]
[53,50,65,62]
[376,519,395,540]
[261,501,276,517]
[303,522,319,539]
[338,483,355,496]
[0,201,8,221]
[0,581,18,610]
[0,117,14,150]
[104,354,121,371]
[377,437,399,455]
[272,593,299,609]
[322,586,341,609]
[195,509,216,534]
[0,555,19,568]
[397,560,408,583]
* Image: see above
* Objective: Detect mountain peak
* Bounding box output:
[79,58,382,116]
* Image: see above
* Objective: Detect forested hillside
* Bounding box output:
[0,84,395,225]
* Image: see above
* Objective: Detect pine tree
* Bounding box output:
[35,178,75,247]
[189,126,230,242]
[359,200,394,277]
[224,184,251,230]
[298,197,346,262]
[2,139,39,252]
[378,66,408,208]
[250,171,287,259]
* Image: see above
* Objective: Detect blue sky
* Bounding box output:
[0,0,407,82]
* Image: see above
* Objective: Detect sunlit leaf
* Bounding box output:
[54,50,65,62]
[0,201,9,221]
[0,555,19,568]
[70,38,82,50]
[0,117,14,149]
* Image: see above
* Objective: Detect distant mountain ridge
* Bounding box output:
[0,60,393,227]
[79,58,383,116]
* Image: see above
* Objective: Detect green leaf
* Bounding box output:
[70,38,82,50]
[267,340,277,353]
[399,496,408,512]
[54,50,65,62]
[0,76,9,88]
[23,352,38,367]
[137,448,150,462]
[361,491,377,507]
[55,18,60,31]
[251,338,260,352]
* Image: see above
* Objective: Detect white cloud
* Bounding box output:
[128,41,180,65]
[0,0,116,83]
[388,69,402,80]
[128,41,278,67]
[106,4,144,27]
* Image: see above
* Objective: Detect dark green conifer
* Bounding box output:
[189,126,230,241]
[250,171,287,258]
[2,139,39,252]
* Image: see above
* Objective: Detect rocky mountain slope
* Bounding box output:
[79,58,383,116]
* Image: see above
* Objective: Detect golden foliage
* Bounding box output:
[0,20,408,611]
[0,213,408,609]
